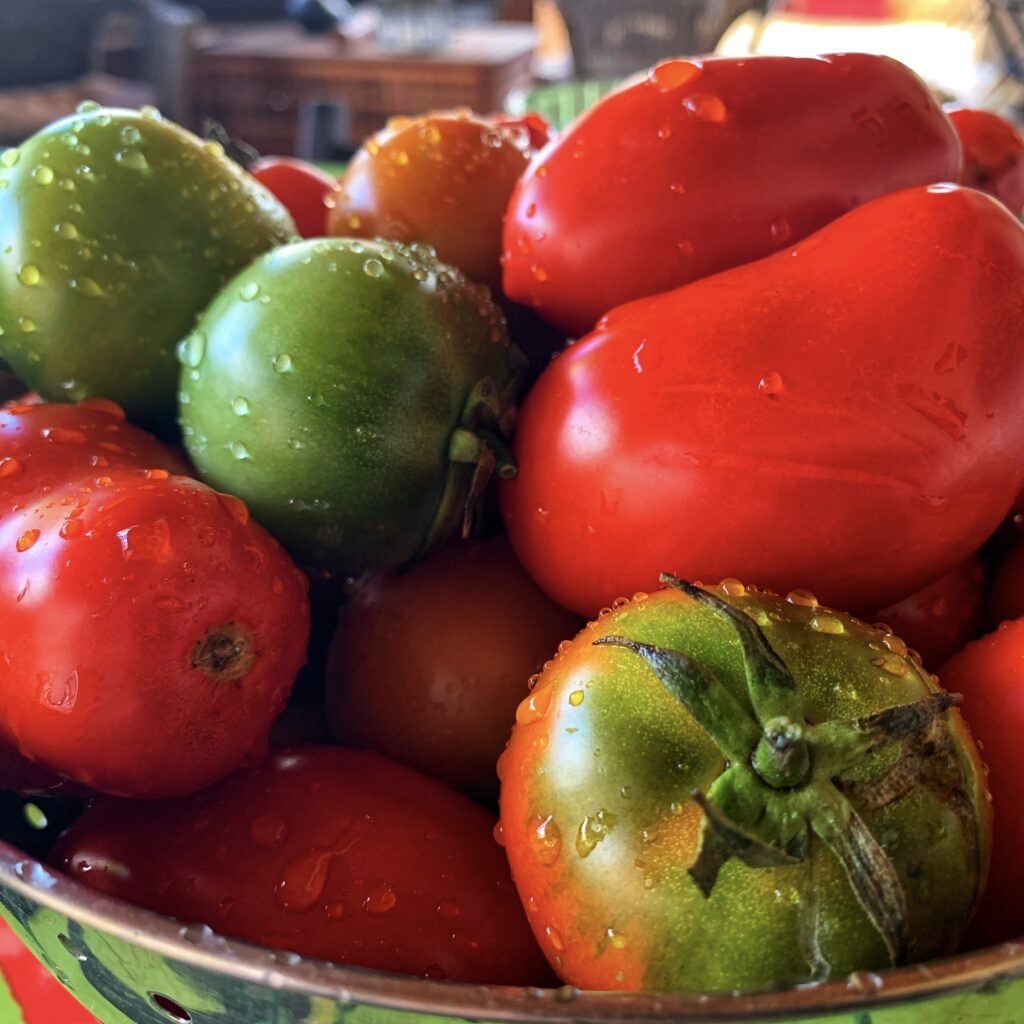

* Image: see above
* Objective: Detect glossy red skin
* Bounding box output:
[503,53,962,337]
[0,920,98,1024]
[0,398,189,500]
[501,185,1024,618]
[325,536,581,802]
[0,735,71,794]
[0,468,310,797]
[940,622,1024,946]
[250,157,336,239]
[872,555,986,670]
[949,108,1024,217]
[51,747,554,985]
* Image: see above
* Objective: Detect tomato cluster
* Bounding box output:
[0,51,1023,1004]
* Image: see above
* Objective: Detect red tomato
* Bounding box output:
[0,920,98,1024]
[985,535,1024,627]
[0,468,310,797]
[490,112,551,151]
[940,621,1024,946]
[501,186,1024,618]
[51,747,554,985]
[949,108,1024,217]
[325,536,580,801]
[0,397,189,500]
[0,737,69,794]
[503,53,961,337]
[250,157,336,238]
[872,556,986,670]
[328,113,534,289]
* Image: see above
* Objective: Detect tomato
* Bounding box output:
[0,468,309,797]
[52,746,554,986]
[327,113,535,290]
[503,53,961,337]
[491,112,552,152]
[501,185,1024,618]
[179,238,525,577]
[0,919,98,1024]
[250,157,336,239]
[940,621,1024,946]
[0,106,295,428]
[0,737,70,795]
[0,397,189,500]
[949,107,1024,217]
[871,556,986,670]
[500,577,988,991]
[985,534,1024,627]
[325,535,580,802]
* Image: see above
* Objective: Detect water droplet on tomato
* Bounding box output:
[32,165,54,185]
[568,690,584,707]
[18,264,40,287]
[363,258,385,278]
[677,239,695,256]
[530,264,549,283]
[239,281,261,302]
[81,397,125,420]
[528,815,562,866]
[217,492,250,525]
[683,94,727,123]
[516,687,552,724]
[363,882,397,914]
[437,898,461,919]
[786,589,819,608]
[276,848,337,912]
[16,529,39,552]
[0,457,24,478]
[871,654,909,677]
[718,578,746,596]
[114,149,148,171]
[232,396,250,416]
[1,148,19,168]
[59,519,84,540]
[770,217,792,244]
[649,59,702,91]
[810,615,845,635]
[178,332,206,368]
[117,519,172,562]
[758,371,784,397]
[18,317,37,333]
[545,924,565,951]
[273,353,293,374]
[230,441,250,461]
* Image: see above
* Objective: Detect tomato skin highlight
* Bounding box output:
[499,583,989,992]
[502,53,961,337]
[250,157,337,239]
[0,469,309,798]
[949,107,1024,216]
[501,185,1024,618]
[940,621,1024,947]
[325,535,581,802]
[52,746,554,986]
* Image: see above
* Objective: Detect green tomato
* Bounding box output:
[0,105,295,428]
[179,237,526,577]
[499,576,990,993]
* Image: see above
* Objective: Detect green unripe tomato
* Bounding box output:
[0,105,295,428]
[179,238,526,576]
[500,576,990,993]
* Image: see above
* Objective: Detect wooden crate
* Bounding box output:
[191,22,537,155]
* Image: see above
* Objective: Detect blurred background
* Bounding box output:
[1,0,1022,156]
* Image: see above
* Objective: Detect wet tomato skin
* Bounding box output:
[250,157,336,238]
[0,469,309,798]
[325,535,581,802]
[52,746,554,986]
[500,583,988,992]
[0,397,189,499]
[949,107,1024,216]
[872,555,986,670]
[501,185,1024,617]
[940,621,1024,946]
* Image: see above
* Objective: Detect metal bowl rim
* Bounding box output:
[1,841,1021,1023]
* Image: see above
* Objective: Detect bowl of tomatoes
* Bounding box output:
[0,49,1023,1024]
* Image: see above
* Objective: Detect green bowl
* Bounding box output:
[1,836,1021,1024]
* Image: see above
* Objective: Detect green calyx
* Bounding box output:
[595,573,974,976]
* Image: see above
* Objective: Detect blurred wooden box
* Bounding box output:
[191,21,537,155]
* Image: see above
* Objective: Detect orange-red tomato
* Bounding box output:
[872,555,986,670]
[949,107,1024,216]
[326,536,580,801]
[53,747,555,985]
[941,622,1024,946]
[327,113,535,289]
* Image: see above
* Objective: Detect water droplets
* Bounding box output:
[32,165,54,185]
[18,317,36,333]
[770,216,792,244]
[56,222,79,240]
[120,125,142,146]
[239,281,261,302]
[71,276,102,298]
[1,148,20,168]
[76,100,101,114]
[362,881,397,914]
[810,614,845,635]
[275,848,336,912]
[230,441,251,461]
[786,589,819,609]
[0,457,24,478]
[683,94,727,123]
[363,257,384,278]
[871,653,909,677]
[16,529,39,552]
[516,686,552,724]
[528,815,562,866]
[531,264,549,283]
[649,59,703,91]
[231,396,250,416]
[568,689,584,707]
[178,332,206,368]
[17,264,40,287]
[758,371,784,397]
[273,353,293,374]
[576,810,616,858]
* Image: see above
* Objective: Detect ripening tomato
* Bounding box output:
[949,107,1024,217]
[500,578,989,992]
[503,53,961,337]
[52,747,554,986]
[0,468,309,797]
[250,157,337,238]
[0,397,189,500]
[940,621,1024,946]
[327,112,535,289]
[501,186,1024,618]
[872,556,986,670]
[325,536,581,801]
